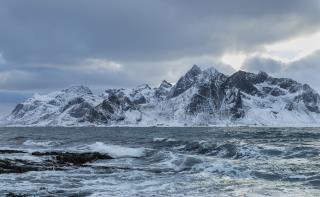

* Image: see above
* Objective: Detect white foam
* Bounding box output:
[153,138,166,142]
[23,140,58,147]
[85,142,146,158]
[153,138,178,142]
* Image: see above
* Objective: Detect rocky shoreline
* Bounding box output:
[0,149,113,174]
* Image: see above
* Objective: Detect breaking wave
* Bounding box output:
[23,139,61,147]
[74,142,146,158]
[1,127,319,196]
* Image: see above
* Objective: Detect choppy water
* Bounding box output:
[0,127,319,197]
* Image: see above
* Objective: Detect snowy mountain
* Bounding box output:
[2,65,320,126]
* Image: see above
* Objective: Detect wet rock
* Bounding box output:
[0,150,26,154]
[0,159,37,173]
[56,152,113,165]
[6,192,28,197]
[0,151,113,174]
[32,151,113,165]
[31,151,62,156]
[0,159,63,174]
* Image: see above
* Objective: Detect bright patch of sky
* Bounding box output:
[221,31,320,69]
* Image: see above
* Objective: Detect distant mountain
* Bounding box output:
[2,65,320,126]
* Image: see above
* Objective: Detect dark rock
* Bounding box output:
[159,80,172,89]
[0,159,38,173]
[187,94,212,114]
[68,102,95,118]
[132,96,146,105]
[254,71,269,83]
[0,159,64,174]
[224,71,259,95]
[56,152,112,165]
[32,151,113,165]
[62,85,92,95]
[6,192,28,197]
[285,103,294,111]
[95,91,136,122]
[279,79,296,90]
[294,85,320,113]
[83,109,108,123]
[169,64,202,98]
[31,151,62,156]
[262,87,272,94]
[270,88,285,97]
[62,97,85,112]
[130,84,151,98]
[0,150,26,154]
[108,94,121,105]
[48,99,60,106]
[186,69,226,115]
[229,90,244,119]
[155,80,172,99]
[11,104,24,116]
[100,100,114,114]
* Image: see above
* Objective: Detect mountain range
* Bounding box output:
[2,65,320,126]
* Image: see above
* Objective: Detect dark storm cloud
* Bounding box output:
[0,0,319,94]
[241,50,320,92]
[0,0,319,65]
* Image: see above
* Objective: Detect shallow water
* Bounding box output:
[0,127,319,196]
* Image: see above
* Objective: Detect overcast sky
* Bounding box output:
[0,0,320,115]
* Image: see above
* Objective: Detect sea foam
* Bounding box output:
[86,142,146,158]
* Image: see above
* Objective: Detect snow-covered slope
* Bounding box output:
[2,65,320,126]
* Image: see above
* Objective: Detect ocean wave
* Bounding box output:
[152,138,320,160]
[193,159,252,178]
[153,138,178,142]
[22,140,61,147]
[75,142,146,158]
[152,138,263,159]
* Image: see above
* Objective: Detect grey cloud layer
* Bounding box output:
[0,0,319,92]
[241,50,320,92]
[1,0,319,65]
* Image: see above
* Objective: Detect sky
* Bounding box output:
[0,0,320,115]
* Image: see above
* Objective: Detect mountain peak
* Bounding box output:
[159,80,172,89]
[188,64,202,74]
[62,85,92,95]
[168,65,202,98]
[3,66,320,126]
[135,84,151,90]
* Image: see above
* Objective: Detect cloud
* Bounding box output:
[241,55,285,74]
[0,0,319,66]
[241,50,320,92]
[0,0,319,95]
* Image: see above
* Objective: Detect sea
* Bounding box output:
[0,127,319,197]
